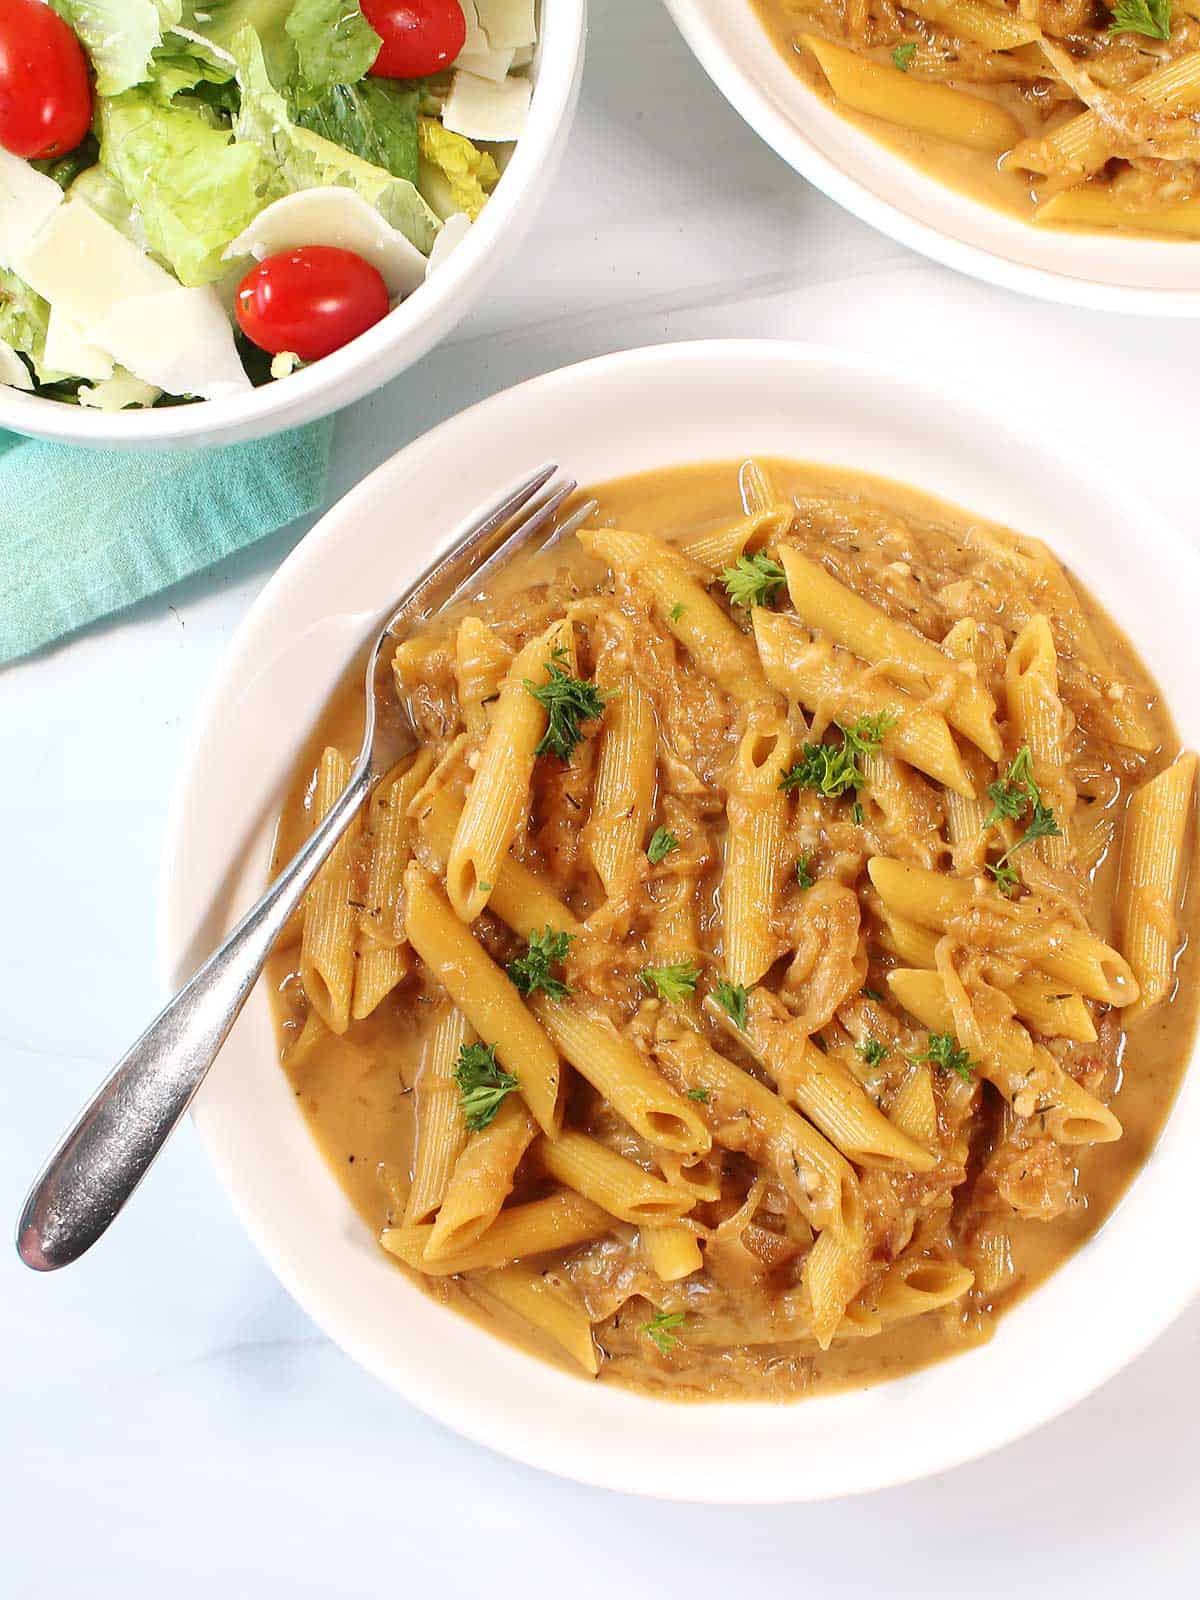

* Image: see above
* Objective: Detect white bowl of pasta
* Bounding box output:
[662,0,1200,316]
[162,339,1200,1501]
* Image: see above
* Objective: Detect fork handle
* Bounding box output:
[16,765,373,1272]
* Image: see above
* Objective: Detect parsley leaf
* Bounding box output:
[506,926,573,1000]
[721,552,787,609]
[985,746,1038,827]
[454,1041,520,1131]
[911,1031,976,1084]
[641,1309,686,1354]
[687,1087,710,1103]
[1108,0,1171,37]
[669,602,685,622]
[525,647,609,763]
[640,961,700,1003]
[851,800,865,825]
[893,41,917,69]
[857,1038,888,1068]
[795,853,815,890]
[1024,799,1063,844]
[647,826,679,865]
[780,714,896,801]
[839,711,898,759]
[713,978,749,1029]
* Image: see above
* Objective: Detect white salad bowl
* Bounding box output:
[0,2,586,450]
[662,0,1200,317]
[162,340,1200,1502]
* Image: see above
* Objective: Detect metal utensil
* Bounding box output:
[17,465,594,1272]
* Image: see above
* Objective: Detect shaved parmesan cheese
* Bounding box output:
[224,189,426,298]
[90,286,251,401]
[0,148,64,271]
[425,212,472,276]
[78,371,161,411]
[270,350,302,379]
[512,45,534,67]
[475,0,537,49]
[14,201,174,330]
[0,338,32,390]
[457,0,492,54]
[44,306,115,384]
[443,71,532,143]
[454,45,516,83]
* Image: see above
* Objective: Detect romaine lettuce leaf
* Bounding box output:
[98,90,264,284]
[51,0,183,96]
[285,0,381,97]
[0,268,61,383]
[417,117,498,220]
[294,80,420,185]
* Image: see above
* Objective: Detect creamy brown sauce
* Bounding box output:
[268,458,1197,1401]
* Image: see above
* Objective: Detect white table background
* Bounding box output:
[4,3,1199,1593]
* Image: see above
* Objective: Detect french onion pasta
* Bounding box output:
[268,458,1197,1401]
[752,0,1200,236]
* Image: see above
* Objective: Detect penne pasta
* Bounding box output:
[584,672,657,896]
[472,1265,600,1376]
[722,709,793,984]
[1118,753,1198,1023]
[536,1131,695,1224]
[381,1191,610,1275]
[299,747,360,1035]
[406,1005,473,1225]
[425,1096,537,1260]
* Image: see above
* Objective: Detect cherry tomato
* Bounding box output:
[235,246,391,363]
[0,0,92,160]
[362,0,466,78]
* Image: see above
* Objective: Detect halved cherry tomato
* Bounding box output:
[235,247,391,363]
[362,0,467,78]
[0,0,93,160]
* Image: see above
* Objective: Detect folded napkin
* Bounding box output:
[0,419,334,666]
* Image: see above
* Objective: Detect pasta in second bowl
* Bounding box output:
[663,0,1200,312]
[163,342,1200,1498]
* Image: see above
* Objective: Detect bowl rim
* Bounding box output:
[660,0,1200,319]
[161,338,1200,1502]
[0,0,587,450]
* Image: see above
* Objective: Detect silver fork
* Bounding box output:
[17,465,594,1273]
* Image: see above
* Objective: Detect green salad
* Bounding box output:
[0,0,536,409]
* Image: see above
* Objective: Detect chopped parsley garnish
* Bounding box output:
[454,1041,520,1131]
[687,1087,711,1103]
[525,646,608,763]
[647,826,679,865]
[795,853,815,890]
[892,41,917,69]
[862,986,885,1002]
[641,1309,686,1354]
[669,602,686,622]
[851,800,865,825]
[640,960,701,1004]
[1108,0,1171,37]
[721,551,787,610]
[857,1038,889,1068]
[911,1031,976,1084]
[713,978,750,1029]
[506,926,573,1000]
[779,713,896,802]
[982,746,1062,895]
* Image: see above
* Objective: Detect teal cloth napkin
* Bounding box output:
[0,419,334,665]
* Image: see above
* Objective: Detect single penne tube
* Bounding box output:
[886,967,1121,1145]
[650,1012,865,1243]
[888,1062,938,1146]
[300,746,360,1034]
[404,864,564,1136]
[777,544,1001,758]
[900,0,1040,48]
[753,610,975,797]
[473,1264,600,1375]
[1036,188,1200,238]
[882,912,1096,1042]
[682,502,793,571]
[1118,752,1198,1023]
[530,995,710,1156]
[381,1190,611,1275]
[406,1005,472,1225]
[580,526,767,702]
[723,710,793,984]
[804,1227,867,1351]
[584,671,657,896]
[447,616,571,922]
[860,748,944,868]
[865,1255,975,1326]
[536,1130,695,1224]
[802,34,1022,152]
[1005,616,1073,867]
[642,1224,704,1281]
[352,750,435,1021]
[738,991,937,1172]
[868,856,1138,1005]
[454,615,512,732]
[1009,50,1200,178]
[424,1096,538,1260]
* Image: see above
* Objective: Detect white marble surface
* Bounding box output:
[4,3,1200,1593]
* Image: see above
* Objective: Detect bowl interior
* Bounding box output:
[663,0,1200,315]
[0,1,586,448]
[164,339,1200,1501]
